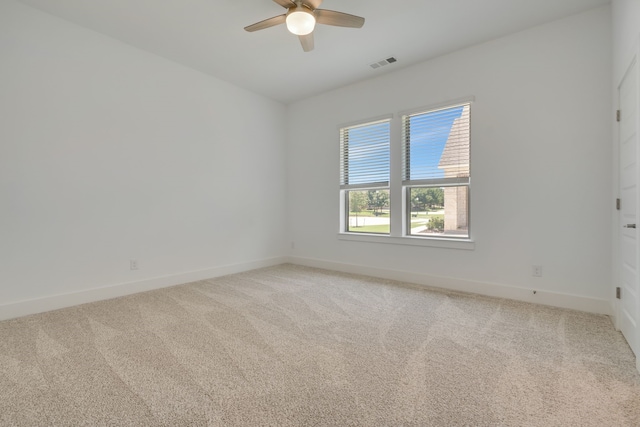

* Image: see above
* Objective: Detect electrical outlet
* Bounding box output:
[532,265,542,277]
[130,259,139,270]
[291,241,295,250]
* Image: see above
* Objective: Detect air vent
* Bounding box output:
[370,57,397,69]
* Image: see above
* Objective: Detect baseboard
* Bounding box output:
[0,257,288,321]
[610,300,620,330]
[288,256,612,316]
[2,255,612,322]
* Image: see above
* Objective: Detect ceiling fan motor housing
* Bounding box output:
[286,4,316,36]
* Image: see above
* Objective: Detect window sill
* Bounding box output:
[337,233,475,250]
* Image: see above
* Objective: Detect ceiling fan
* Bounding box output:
[244,0,365,52]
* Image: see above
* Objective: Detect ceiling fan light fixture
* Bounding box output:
[244,1,365,52]
[286,6,316,36]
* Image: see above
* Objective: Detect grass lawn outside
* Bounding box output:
[347,212,444,234]
[349,210,389,218]
[347,224,390,233]
[349,210,444,234]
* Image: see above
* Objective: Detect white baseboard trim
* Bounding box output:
[610,300,620,330]
[2,256,612,321]
[288,256,612,316]
[0,257,288,321]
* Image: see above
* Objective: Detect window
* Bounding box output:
[339,118,391,234]
[403,103,470,238]
[339,100,472,242]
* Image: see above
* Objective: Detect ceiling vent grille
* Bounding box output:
[370,57,397,69]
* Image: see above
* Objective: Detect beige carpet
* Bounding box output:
[1,264,639,426]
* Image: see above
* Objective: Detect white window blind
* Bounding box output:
[340,119,390,190]
[402,104,470,186]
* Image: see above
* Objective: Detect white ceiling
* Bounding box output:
[16,0,610,104]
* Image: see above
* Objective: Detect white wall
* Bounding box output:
[613,0,640,84]
[0,0,288,319]
[287,6,612,313]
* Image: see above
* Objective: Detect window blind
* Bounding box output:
[340,119,390,190]
[402,104,470,186]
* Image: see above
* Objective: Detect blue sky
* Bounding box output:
[407,106,464,180]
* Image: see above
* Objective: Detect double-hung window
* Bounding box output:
[339,99,472,242]
[339,118,391,234]
[403,103,470,238]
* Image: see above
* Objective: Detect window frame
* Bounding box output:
[402,101,471,240]
[339,115,392,236]
[338,97,475,250]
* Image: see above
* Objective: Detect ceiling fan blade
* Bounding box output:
[273,0,295,8]
[299,33,314,52]
[315,9,365,28]
[244,14,286,32]
[302,0,323,9]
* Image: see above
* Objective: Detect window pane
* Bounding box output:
[347,189,390,234]
[340,120,390,188]
[408,186,468,238]
[403,104,470,182]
